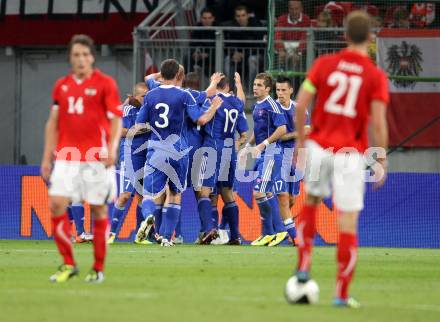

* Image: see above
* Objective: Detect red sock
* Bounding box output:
[336,232,358,300]
[297,204,317,273]
[93,217,109,272]
[51,214,75,266]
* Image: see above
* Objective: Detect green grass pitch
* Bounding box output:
[1,240,439,322]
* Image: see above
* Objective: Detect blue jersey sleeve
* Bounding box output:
[146,78,160,90]
[183,91,204,122]
[135,101,149,124]
[236,111,248,134]
[271,109,287,128]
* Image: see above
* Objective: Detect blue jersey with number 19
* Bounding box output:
[203,93,248,139]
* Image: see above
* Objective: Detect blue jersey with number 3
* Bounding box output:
[136,85,204,146]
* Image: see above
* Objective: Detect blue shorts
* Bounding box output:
[143,146,189,196]
[253,153,283,194]
[118,144,146,194]
[272,165,301,196]
[200,138,236,190]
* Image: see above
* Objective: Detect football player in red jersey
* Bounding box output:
[41,35,122,283]
[291,11,389,307]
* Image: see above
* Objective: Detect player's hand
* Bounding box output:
[101,149,116,168]
[210,72,224,84]
[211,96,223,110]
[373,158,387,190]
[255,143,265,155]
[40,159,52,183]
[234,72,242,86]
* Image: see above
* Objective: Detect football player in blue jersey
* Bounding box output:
[140,66,223,244]
[265,77,312,247]
[243,73,287,246]
[197,72,248,245]
[107,82,151,244]
[135,59,221,246]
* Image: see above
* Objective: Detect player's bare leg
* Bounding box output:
[296,194,321,282]
[219,187,240,245]
[334,211,360,308]
[84,204,108,283]
[49,196,79,283]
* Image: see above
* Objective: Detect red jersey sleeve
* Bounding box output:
[371,69,389,105]
[103,76,122,118]
[51,78,63,111]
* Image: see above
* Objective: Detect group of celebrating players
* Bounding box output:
[41,10,388,308]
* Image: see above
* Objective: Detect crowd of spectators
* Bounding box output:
[184,1,438,87]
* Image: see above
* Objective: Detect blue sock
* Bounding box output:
[67,206,74,222]
[323,196,333,210]
[219,207,229,229]
[211,206,219,229]
[70,203,85,235]
[198,197,213,232]
[159,207,167,236]
[162,203,181,240]
[152,205,163,234]
[136,204,144,231]
[175,210,182,237]
[284,218,297,240]
[224,201,239,240]
[269,196,285,233]
[256,196,274,236]
[110,203,126,234]
[142,199,156,220]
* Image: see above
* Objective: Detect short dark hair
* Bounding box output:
[160,59,180,80]
[255,73,273,90]
[68,34,96,57]
[346,11,371,44]
[183,72,200,90]
[276,76,293,88]
[217,74,229,90]
[235,4,249,13]
[200,7,215,17]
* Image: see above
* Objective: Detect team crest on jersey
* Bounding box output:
[85,88,97,96]
[386,41,423,88]
[61,85,68,92]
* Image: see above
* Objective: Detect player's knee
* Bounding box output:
[277,193,290,207]
[117,193,131,206]
[289,196,296,208]
[338,211,359,234]
[49,197,69,216]
[90,204,108,220]
[306,194,321,206]
[199,187,211,198]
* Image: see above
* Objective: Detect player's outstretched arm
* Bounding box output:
[205,72,224,97]
[234,72,246,103]
[41,109,58,182]
[196,96,223,125]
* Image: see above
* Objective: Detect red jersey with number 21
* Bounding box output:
[51,69,122,161]
[307,49,389,153]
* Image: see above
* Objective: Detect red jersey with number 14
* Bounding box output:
[51,69,122,161]
[307,49,389,152]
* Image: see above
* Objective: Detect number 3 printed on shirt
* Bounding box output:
[324,71,362,118]
[154,103,169,128]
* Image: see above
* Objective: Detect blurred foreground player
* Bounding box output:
[41,35,122,283]
[292,11,388,307]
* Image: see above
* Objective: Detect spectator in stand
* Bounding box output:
[274,0,311,70]
[314,11,341,56]
[189,7,217,79]
[222,4,265,86]
[389,7,411,28]
[410,3,436,28]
